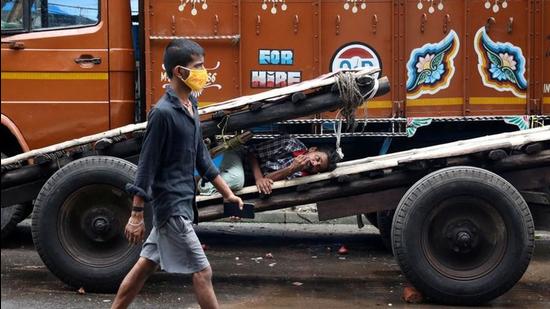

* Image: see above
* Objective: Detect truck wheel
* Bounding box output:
[31,156,152,292]
[392,166,534,305]
[377,209,394,252]
[1,152,33,242]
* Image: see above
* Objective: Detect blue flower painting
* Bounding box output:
[474,27,527,98]
[406,30,460,99]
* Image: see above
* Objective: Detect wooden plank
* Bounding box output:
[198,156,549,222]
[316,187,408,221]
[197,127,550,202]
[198,171,419,221]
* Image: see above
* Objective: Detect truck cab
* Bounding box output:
[1,0,134,153]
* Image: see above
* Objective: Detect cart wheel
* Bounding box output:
[31,156,152,292]
[1,152,33,242]
[392,166,534,305]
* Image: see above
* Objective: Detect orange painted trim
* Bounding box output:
[1,114,30,153]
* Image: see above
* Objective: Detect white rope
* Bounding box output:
[332,110,345,160]
[335,118,344,160]
[333,71,379,158]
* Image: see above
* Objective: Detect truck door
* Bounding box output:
[465,0,530,116]
[240,0,318,94]
[403,0,466,117]
[1,0,109,149]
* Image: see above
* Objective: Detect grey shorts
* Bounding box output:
[140,216,210,274]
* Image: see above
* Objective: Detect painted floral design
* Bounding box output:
[488,52,519,82]
[406,117,433,137]
[474,27,527,98]
[406,30,460,99]
[415,54,445,84]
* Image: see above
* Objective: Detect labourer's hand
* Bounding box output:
[290,155,311,172]
[125,214,145,245]
[224,193,244,210]
[256,177,274,195]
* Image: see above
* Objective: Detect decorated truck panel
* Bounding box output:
[1,0,549,154]
[145,0,549,122]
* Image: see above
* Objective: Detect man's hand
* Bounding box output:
[290,155,311,172]
[224,194,244,210]
[256,177,274,194]
[125,212,145,245]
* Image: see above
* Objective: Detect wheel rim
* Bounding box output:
[58,184,135,267]
[421,195,508,280]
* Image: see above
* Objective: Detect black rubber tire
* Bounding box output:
[1,152,33,242]
[377,209,395,253]
[31,156,152,292]
[392,166,534,305]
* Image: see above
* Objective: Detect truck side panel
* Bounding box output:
[144,0,548,120]
[544,0,550,114]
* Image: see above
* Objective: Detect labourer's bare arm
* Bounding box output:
[265,155,311,182]
[248,152,273,194]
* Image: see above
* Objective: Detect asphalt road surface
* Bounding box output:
[2,222,549,308]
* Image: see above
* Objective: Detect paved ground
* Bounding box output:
[2,222,549,309]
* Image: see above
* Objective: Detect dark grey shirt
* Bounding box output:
[126,87,219,227]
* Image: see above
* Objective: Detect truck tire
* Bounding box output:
[1,152,33,242]
[392,166,534,305]
[376,209,394,252]
[31,156,152,292]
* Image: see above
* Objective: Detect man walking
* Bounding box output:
[112,39,243,309]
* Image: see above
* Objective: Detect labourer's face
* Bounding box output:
[304,149,329,174]
[175,54,205,80]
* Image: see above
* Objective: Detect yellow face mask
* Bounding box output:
[177,66,208,93]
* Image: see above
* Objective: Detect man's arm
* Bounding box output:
[195,124,242,207]
[211,175,243,209]
[125,109,167,243]
[196,131,220,184]
[264,166,296,182]
[126,108,167,202]
[248,152,273,194]
[265,155,311,182]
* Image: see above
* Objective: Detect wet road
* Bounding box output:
[2,222,549,309]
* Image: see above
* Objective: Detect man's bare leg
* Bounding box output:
[111,257,158,309]
[192,266,219,309]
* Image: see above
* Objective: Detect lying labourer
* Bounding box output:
[197,136,340,196]
[247,136,340,195]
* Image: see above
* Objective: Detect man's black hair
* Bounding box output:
[164,39,204,79]
[317,146,341,172]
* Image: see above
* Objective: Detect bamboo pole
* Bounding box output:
[1,73,387,167]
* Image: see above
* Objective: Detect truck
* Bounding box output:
[2,0,549,237]
[1,0,549,305]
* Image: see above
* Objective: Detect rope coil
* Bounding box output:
[333,71,379,159]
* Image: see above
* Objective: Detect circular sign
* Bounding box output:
[330,42,382,78]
